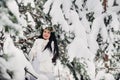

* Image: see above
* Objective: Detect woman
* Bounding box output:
[29,27,59,80]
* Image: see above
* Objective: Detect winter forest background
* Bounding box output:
[0,0,120,80]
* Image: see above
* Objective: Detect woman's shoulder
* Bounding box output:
[36,38,44,41]
[34,38,44,43]
[35,38,49,43]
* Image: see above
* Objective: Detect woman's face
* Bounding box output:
[42,29,51,40]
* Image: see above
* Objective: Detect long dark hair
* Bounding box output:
[38,27,59,63]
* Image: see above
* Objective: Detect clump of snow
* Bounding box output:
[2,34,49,80]
[43,0,70,32]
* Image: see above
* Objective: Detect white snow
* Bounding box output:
[1,0,120,80]
[2,34,49,80]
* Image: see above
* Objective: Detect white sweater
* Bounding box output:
[29,39,55,80]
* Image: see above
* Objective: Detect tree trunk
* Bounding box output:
[103,0,107,12]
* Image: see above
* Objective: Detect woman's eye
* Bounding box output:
[47,32,50,34]
[44,31,47,33]
[43,29,51,34]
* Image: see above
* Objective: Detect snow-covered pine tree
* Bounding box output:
[43,0,95,79]
[88,0,120,79]
[0,0,26,79]
[43,0,120,80]
[0,0,120,80]
[0,0,43,79]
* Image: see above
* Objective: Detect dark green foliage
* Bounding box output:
[86,12,95,22]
